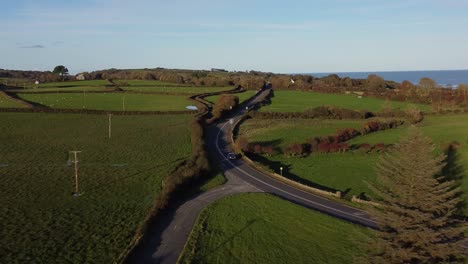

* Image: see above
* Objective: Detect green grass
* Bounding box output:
[179,193,370,264]
[121,80,187,86]
[0,113,192,263]
[0,92,26,108]
[6,86,110,93]
[17,93,195,111]
[240,114,468,212]
[240,118,365,148]
[262,90,430,113]
[205,90,257,105]
[122,86,233,94]
[34,80,111,88]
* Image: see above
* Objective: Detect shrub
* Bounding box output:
[358,143,373,153]
[405,105,424,124]
[284,142,307,157]
[236,136,250,152]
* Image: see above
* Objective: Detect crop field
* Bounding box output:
[0,113,192,263]
[239,114,468,212]
[0,92,26,108]
[17,92,195,111]
[205,90,257,105]
[122,86,232,94]
[261,90,430,112]
[179,193,370,264]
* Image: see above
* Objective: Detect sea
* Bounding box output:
[307,70,468,87]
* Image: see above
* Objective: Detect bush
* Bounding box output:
[284,142,307,157]
[236,136,250,152]
[405,105,424,124]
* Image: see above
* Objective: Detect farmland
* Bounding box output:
[0,113,192,263]
[16,92,195,111]
[122,86,233,94]
[179,193,370,264]
[239,114,468,212]
[261,90,430,112]
[0,92,26,108]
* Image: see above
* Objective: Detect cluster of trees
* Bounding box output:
[209,95,239,121]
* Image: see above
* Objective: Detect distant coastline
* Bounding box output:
[304,70,468,86]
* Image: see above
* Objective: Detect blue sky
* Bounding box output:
[1,0,468,74]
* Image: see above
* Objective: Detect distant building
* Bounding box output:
[76,73,86,80]
[211,68,227,73]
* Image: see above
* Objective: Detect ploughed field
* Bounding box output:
[261,90,430,112]
[239,114,468,214]
[179,194,370,264]
[0,113,192,263]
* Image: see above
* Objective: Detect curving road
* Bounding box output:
[126,88,465,263]
[206,88,378,229]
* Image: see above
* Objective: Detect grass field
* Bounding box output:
[239,114,468,212]
[205,90,257,105]
[17,93,195,111]
[122,86,232,94]
[33,80,111,88]
[240,118,365,148]
[121,80,189,86]
[0,92,26,108]
[179,193,370,264]
[6,86,110,93]
[261,90,430,113]
[0,113,192,263]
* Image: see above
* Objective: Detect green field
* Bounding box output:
[0,92,26,108]
[6,86,110,93]
[0,113,192,263]
[122,86,233,94]
[239,114,468,211]
[121,80,188,86]
[240,118,365,148]
[17,93,195,111]
[205,90,257,105]
[261,90,430,113]
[180,193,370,264]
[33,80,111,88]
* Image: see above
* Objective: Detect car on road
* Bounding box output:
[227,152,237,160]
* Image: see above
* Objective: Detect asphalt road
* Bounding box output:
[207,88,378,229]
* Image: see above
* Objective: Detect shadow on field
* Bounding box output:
[203,219,260,259]
[246,152,341,194]
[441,144,466,216]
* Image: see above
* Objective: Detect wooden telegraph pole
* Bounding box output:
[70,151,82,196]
[108,114,112,139]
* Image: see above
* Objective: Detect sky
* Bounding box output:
[1,0,468,74]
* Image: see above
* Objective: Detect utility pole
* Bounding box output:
[108,114,112,139]
[70,151,82,196]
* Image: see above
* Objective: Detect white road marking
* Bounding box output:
[215,113,378,226]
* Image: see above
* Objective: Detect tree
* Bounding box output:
[367,74,386,90]
[419,77,436,89]
[53,65,68,81]
[367,127,465,264]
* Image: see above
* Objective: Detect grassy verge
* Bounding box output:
[179,193,370,264]
[261,90,430,112]
[16,93,194,111]
[0,113,192,263]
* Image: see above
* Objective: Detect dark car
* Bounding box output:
[227,152,237,160]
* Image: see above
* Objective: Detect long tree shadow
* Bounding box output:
[246,152,341,193]
[201,219,260,260]
[441,143,466,216]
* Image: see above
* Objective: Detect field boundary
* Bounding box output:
[0,90,33,108]
[0,107,196,115]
